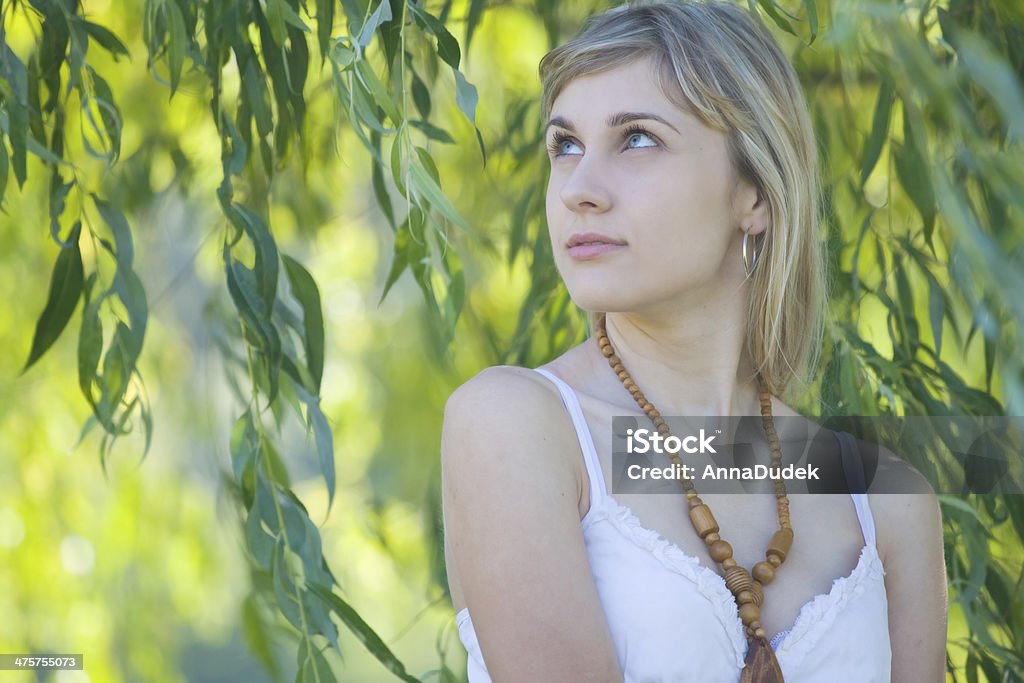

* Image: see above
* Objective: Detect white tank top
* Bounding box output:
[455,367,892,682]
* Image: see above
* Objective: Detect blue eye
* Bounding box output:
[546,125,660,158]
[624,125,658,149]
[548,132,581,157]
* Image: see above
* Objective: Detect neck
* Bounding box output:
[597,297,762,417]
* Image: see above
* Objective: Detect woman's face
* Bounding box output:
[544,56,762,316]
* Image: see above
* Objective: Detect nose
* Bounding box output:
[558,155,612,214]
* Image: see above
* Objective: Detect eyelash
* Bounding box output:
[546,124,659,158]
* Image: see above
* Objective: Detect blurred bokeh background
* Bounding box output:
[1,0,1021,681]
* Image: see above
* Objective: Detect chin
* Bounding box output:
[565,283,644,314]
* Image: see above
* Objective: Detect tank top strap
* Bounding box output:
[835,430,877,547]
[531,367,608,505]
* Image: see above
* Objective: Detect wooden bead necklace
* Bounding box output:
[596,313,791,682]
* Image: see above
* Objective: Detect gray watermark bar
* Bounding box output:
[609,416,1024,494]
[0,654,84,670]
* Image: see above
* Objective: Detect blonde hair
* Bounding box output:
[539,0,827,403]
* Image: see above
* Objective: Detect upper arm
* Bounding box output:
[441,366,623,683]
[872,455,948,682]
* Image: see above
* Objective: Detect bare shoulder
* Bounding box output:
[864,445,947,680]
[440,365,623,680]
[442,365,581,474]
[444,365,563,426]
[861,443,943,570]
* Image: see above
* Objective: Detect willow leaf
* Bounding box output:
[23,222,85,373]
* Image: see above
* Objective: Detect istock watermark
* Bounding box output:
[609,415,1024,495]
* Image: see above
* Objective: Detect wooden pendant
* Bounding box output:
[739,637,785,683]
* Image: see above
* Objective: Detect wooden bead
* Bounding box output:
[753,561,776,585]
[724,566,753,595]
[689,504,719,538]
[596,325,794,642]
[709,539,733,563]
[767,528,794,563]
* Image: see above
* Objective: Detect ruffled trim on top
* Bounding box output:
[582,495,749,668]
[773,541,886,662]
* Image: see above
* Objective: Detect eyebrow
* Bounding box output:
[545,111,680,135]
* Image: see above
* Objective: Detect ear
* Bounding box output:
[735,180,769,236]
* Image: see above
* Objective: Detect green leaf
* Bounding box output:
[860,79,893,188]
[349,73,394,134]
[80,20,131,60]
[413,146,440,184]
[112,266,148,358]
[296,640,333,683]
[282,254,325,392]
[409,119,454,144]
[894,103,936,232]
[802,0,818,44]
[410,68,431,119]
[927,273,944,356]
[390,133,406,196]
[247,480,277,571]
[86,68,123,162]
[23,222,85,373]
[508,187,535,266]
[937,495,986,525]
[379,217,424,304]
[453,70,485,163]
[241,594,280,678]
[242,59,274,138]
[409,159,468,233]
[77,274,103,409]
[235,204,280,313]
[93,195,134,268]
[371,150,396,230]
[315,0,334,56]
[306,398,335,510]
[355,60,402,126]
[308,583,422,683]
[409,4,460,70]
[260,0,288,46]
[271,540,304,631]
[356,0,393,48]
[231,410,260,484]
[329,38,355,68]
[49,178,74,246]
[0,140,8,203]
[1,44,29,187]
[753,0,795,36]
[465,0,487,52]
[165,0,188,96]
[224,249,283,402]
[984,334,995,393]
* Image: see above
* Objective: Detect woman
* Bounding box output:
[441,2,947,681]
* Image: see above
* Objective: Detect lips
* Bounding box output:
[567,232,626,248]
[567,232,627,261]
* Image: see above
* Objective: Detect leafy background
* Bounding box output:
[0,0,1021,681]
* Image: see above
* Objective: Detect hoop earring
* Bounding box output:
[742,229,760,277]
